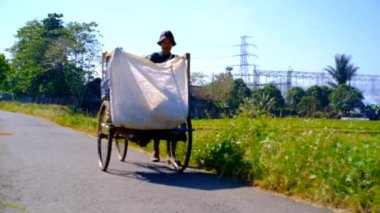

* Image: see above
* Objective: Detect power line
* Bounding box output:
[192,55,233,60]
[197,44,237,49]
[194,65,224,69]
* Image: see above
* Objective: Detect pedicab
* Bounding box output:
[97,48,192,173]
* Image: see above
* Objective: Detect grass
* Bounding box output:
[193,117,380,212]
[0,101,97,135]
[0,202,26,211]
[1,101,379,212]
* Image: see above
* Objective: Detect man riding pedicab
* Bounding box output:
[101,30,179,163]
[146,30,178,162]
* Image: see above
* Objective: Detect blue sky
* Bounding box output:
[1,0,379,78]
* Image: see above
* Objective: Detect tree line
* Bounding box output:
[0,13,101,112]
[192,55,380,120]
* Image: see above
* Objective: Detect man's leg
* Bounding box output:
[151,139,160,162]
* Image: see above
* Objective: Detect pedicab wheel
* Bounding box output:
[115,135,128,161]
[168,118,192,173]
[97,103,113,171]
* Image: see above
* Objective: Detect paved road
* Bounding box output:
[0,110,331,213]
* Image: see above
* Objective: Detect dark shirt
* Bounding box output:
[147,52,178,63]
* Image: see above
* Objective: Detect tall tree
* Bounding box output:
[306,85,332,111]
[329,84,364,116]
[251,84,285,116]
[260,84,285,109]
[7,20,46,96]
[228,78,251,114]
[297,96,319,118]
[6,13,101,105]
[285,87,306,114]
[41,13,64,39]
[204,72,234,109]
[324,54,359,87]
[0,54,11,90]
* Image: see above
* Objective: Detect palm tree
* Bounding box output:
[249,92,276,115]
[324,54,359,88]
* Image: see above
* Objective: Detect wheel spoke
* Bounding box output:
[115,136,128,161]
[168,119,192,173]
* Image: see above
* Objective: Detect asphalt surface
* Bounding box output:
[0,110,332,213]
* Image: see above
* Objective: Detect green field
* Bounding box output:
[192,117,380,212]
[1,101,379,212]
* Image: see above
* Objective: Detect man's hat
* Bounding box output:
[157,30,176,46]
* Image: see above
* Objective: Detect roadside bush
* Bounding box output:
[195,132,253,182]
[194,116,380,212]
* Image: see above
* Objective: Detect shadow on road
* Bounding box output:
[107,161,245,191]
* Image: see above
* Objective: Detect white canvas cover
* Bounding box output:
[108,48,189,129]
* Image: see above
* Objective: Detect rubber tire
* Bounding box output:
[99,128,113,171]
[97,104,113,171]
[115,136,128,161]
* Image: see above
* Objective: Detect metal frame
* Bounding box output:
[98,51,192,172]
[100,52,192,138]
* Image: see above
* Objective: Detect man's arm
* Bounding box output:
[147,53,161,63]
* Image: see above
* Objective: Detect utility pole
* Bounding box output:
[234,35,257,84]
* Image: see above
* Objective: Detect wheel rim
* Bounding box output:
[98,135,109,169]
[115,136,128,161]
[97,105,112,171]
[97,107,106,167]
[168,119,192,173]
